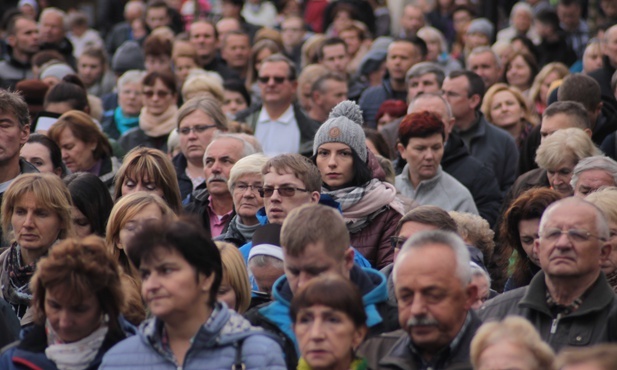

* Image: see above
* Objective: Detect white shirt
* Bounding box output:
[254,105,300,156]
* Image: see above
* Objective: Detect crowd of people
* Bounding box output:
[0,0,617,369]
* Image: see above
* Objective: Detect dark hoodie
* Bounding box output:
[39,37,77,69]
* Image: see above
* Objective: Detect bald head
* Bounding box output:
[408,93,455,136]
[540,197,609,240]
[605,25,617,66]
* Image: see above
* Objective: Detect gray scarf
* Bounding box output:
[234,216,260,241]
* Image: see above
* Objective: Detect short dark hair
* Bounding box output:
[363,128,393,160]
[44,75,90,111]
[407,36,428,59]
[260,53,298,81]
[394,205,458,236]
[535,9,560,31]
[317,37,348,61]
[311,71,347,94]
[27,133,66,176]
[543,101,591,129]
[0,89,30,129]
[127,217,223,307]
[143,34,173,58]
[290,274,367,328]
[223,79,251,107]
[142,70,177,95]
[449,70,486,103]
[398,111,445,147]
[558,73,601,112]
[503,52,539,90]
[64,173,114,237]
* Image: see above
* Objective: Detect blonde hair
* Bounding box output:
[448,211,495,264]
[535,128,602,170]
[176,95,228,130]
[585,187,617,224]
[297,64,329,93]
[555,344,617,370]
[215,241,251,314]
[528,62,570,106]
[481,83,537,126]
[301,34,327,69]
[182,73,225,103]
[471,316,556,370]
[228,153,269,191]
[1,173,73,243]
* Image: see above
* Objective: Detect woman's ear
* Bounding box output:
[199,272,216,293]
[352,325,368,349]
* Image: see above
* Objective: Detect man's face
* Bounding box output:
[258,61,297,107]
[283,241,351,294]
[281,18,305,48]
[604,28,617,67]
[320,44,350,74]
[221,34,250,70]
[400,6,425,36]
[395,244,475,354]
[540,113,583,142]
[407,73,440,101]
[442,76,474,122]
[262,168,318,224]
[512,9,532,33]
[145,7,170,30]
[535,201,609,280]
[39,12,65,44]
[10,18,39,55]
[387,42,421,83]
[557,3,581,32]
[314,80,348,117]
[339,30,361,56]
[190,22,218,61]
[398,134,445,184]
[216,18,241,41]
[0,111,29,166]
[203,138,244,197]
[77,55,104,86]
[574,169,617,197]
[467,52,501,89]
[179,109,219,165]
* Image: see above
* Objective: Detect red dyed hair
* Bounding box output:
[376,99,408,122]
[398,111,445,147]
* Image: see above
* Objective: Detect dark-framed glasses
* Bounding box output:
[259,186,309,198]
[390,236,408,250]
[142,90,171,98]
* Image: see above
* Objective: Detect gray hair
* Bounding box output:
[539,197,610,241]
[470,263,491,287]
[260,54,297,81]
[228,153,269,190]
[405,61,445,86]
[0,90,30,128]
[417,26,447,55]
[248,254,284,269]
[510,2,533,20]
[40,7,68,31]
[204,133,257,167]
[408,92,453,120]
[468,46,502,70]
[394,230,471,285]
[571,156,617,190]
[117,70,146,90]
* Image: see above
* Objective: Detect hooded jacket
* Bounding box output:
[0,49,34,90]
[245,265,399,370]
[100,302,285,370]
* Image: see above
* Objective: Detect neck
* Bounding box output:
[239,215,259,226]
[186,158,204,179]
[264,102,291,120]
[199,54,215,67]
[502,121,522,139]
[21,246,49,266]
[308,108,327,123]
[545,271,599,306]
[10,49,30,65]
[389,77,406,92]
[164,303,212,342]
[0,158,21,184]
[211,194,234,215]
[456,111,478,132]
[408,166,422,188]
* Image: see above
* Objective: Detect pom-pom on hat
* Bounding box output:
[313,100,367,162]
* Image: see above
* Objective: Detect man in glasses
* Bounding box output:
[479,197,617,351]
[235,54,320,156]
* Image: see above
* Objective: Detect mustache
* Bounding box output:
[207,174,228,183]
[406,316,439,329]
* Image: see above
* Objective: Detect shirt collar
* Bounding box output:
[257,104,295,125]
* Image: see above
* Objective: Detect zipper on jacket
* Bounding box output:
[550,313,562,334]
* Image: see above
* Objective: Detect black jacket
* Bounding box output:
[39,37,76,69]
[172,153,196,202]
[184,186,234,238]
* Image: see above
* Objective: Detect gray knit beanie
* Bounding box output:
[112,41,145,74]
[40,63,75,81]
[313,100,367,162]
[466,18,494,39]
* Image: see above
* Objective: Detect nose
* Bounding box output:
[409,295,427,316]
[297,272,312,291]
[57,310,72,330]
[308,318,325,340]
[22,212,34,227]
[327,153,337,168]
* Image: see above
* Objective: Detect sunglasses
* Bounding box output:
[143,90,171,98]
[259,186,309,198]
[258,76,288,84]
[177,124,217,135]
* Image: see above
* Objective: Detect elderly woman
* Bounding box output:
[114,147,183,214]
[471,316,555,370]
[0,173,73,326]
[500,188,562,291]
[101,70,146,140]
[0,237,132,370]
[174,96,228,200]
[48,110,120,189]
[64,172,114,238]
[118,70,178,153]
[586,187,617,293]
[481,83,537,149]
[215,241,251,314]
[291,274,368,370]
[313,101,405,269]
[216,154,269,247]
[100,218,286,369]
[527,63,569,117]
[417,26,463,74]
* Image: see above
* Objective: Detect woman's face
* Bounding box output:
[121,175,165,199]
[77,55,104,87]
[71,206,92,238]
[45,287,102,343]
[174,56,197,84]
[424,37,441,62]
[316,142,355,189]
[333,10,353,33]
[217,280,237,311]
[118,81,143,117]
[295,304,365,370]
[477,340,535,370]
[223,90,248,117]
[12,192,62,253]
[546,159,576,196]
[118,203,164,250]
[142,78,176,116]
[57,128,97,173]
[254,48,274,74]
[539,71,560,106]
[140,247,213,321]
[518,218,540,266]
[601,221,617,276]
[506,55,532,90]
[232,173,263,222]
[489,90,524,128]
[21,142,57,175]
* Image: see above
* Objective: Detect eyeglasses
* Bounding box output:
[177,124,217,135]
[258,76,288,84]
[259,186,309,198]
[390,236,407,250]
[541,228,606,243]
[143,90,171,98]
[234,183,263,194]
